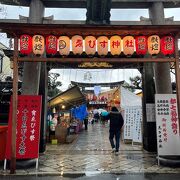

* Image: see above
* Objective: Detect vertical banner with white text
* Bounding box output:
[155,94,180,155]
[5,95,42,159]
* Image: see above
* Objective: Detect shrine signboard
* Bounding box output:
[155,94,180,156]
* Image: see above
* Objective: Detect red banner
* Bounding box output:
[5,95,42,159]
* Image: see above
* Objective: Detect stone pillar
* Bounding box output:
[147,3,179,165]
[149,2,172,94]
[22,0,44,95]
[22,0,46,152]
[142,2,172,152]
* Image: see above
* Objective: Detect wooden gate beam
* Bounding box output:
[10,36,18,174]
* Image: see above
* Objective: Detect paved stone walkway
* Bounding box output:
[1,122,180,175]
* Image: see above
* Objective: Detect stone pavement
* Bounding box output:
[1,122,180,176]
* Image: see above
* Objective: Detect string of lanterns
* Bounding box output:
[20,34,175,56]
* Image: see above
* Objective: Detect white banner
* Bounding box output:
[123,106,142,143]
[132,107,142,143]
[123,107,133,140]
[155,94,180,155]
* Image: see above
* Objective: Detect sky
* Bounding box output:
[0,4,179,91]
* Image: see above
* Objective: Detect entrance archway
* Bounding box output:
[1,23,180,173]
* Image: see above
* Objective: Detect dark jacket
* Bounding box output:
[108,112,124,131]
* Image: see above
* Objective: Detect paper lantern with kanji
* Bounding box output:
[85,36,96,55]
[135,36,147,55]
[58,36,70,56]
[161,36,175,55]
[46,35,57,55]
[97,36,108,56]
[32,35,45,55]
[123,36,135,55]
[72,35,83,55]
[110,36,121,55]
[148,35,160,55]
[20,35,32,55]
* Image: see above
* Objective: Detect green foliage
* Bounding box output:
[48,72,62,98]
[129,75,142,90]
[123,75,142,92]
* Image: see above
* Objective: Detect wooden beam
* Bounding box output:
[17,57,176,63]
[10,36,18,174]
[1,23,180,37]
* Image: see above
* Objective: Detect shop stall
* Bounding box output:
[48,85,86,143]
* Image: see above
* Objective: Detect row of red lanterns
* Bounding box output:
[20,35,175,56]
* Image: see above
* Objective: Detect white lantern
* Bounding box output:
[85,36,96,55]
[58,36,70,56]
[97,36,108,56]
[123,36,135,55]
[32,35,45,55]
[72,35,83,55]
[148,35,160,55]
[110,36,121,55]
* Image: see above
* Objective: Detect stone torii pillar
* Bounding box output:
[149,2,172,94]
[22,0,44,95]
[149,2,176,163]
[142,2,172,152]
[22,0,47,152]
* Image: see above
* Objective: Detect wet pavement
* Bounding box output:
[1,174,180,180]
[1,122,180,176]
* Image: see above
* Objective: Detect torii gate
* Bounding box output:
[0,22,180,173]
[1,0,180,174]
[1,0,180,155]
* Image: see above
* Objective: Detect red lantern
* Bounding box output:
[135,36,147,55]
[46,35,57,55]
[161,36,175,55]
[20,35,32,55]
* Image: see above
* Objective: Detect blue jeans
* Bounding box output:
[109,130,120,152]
